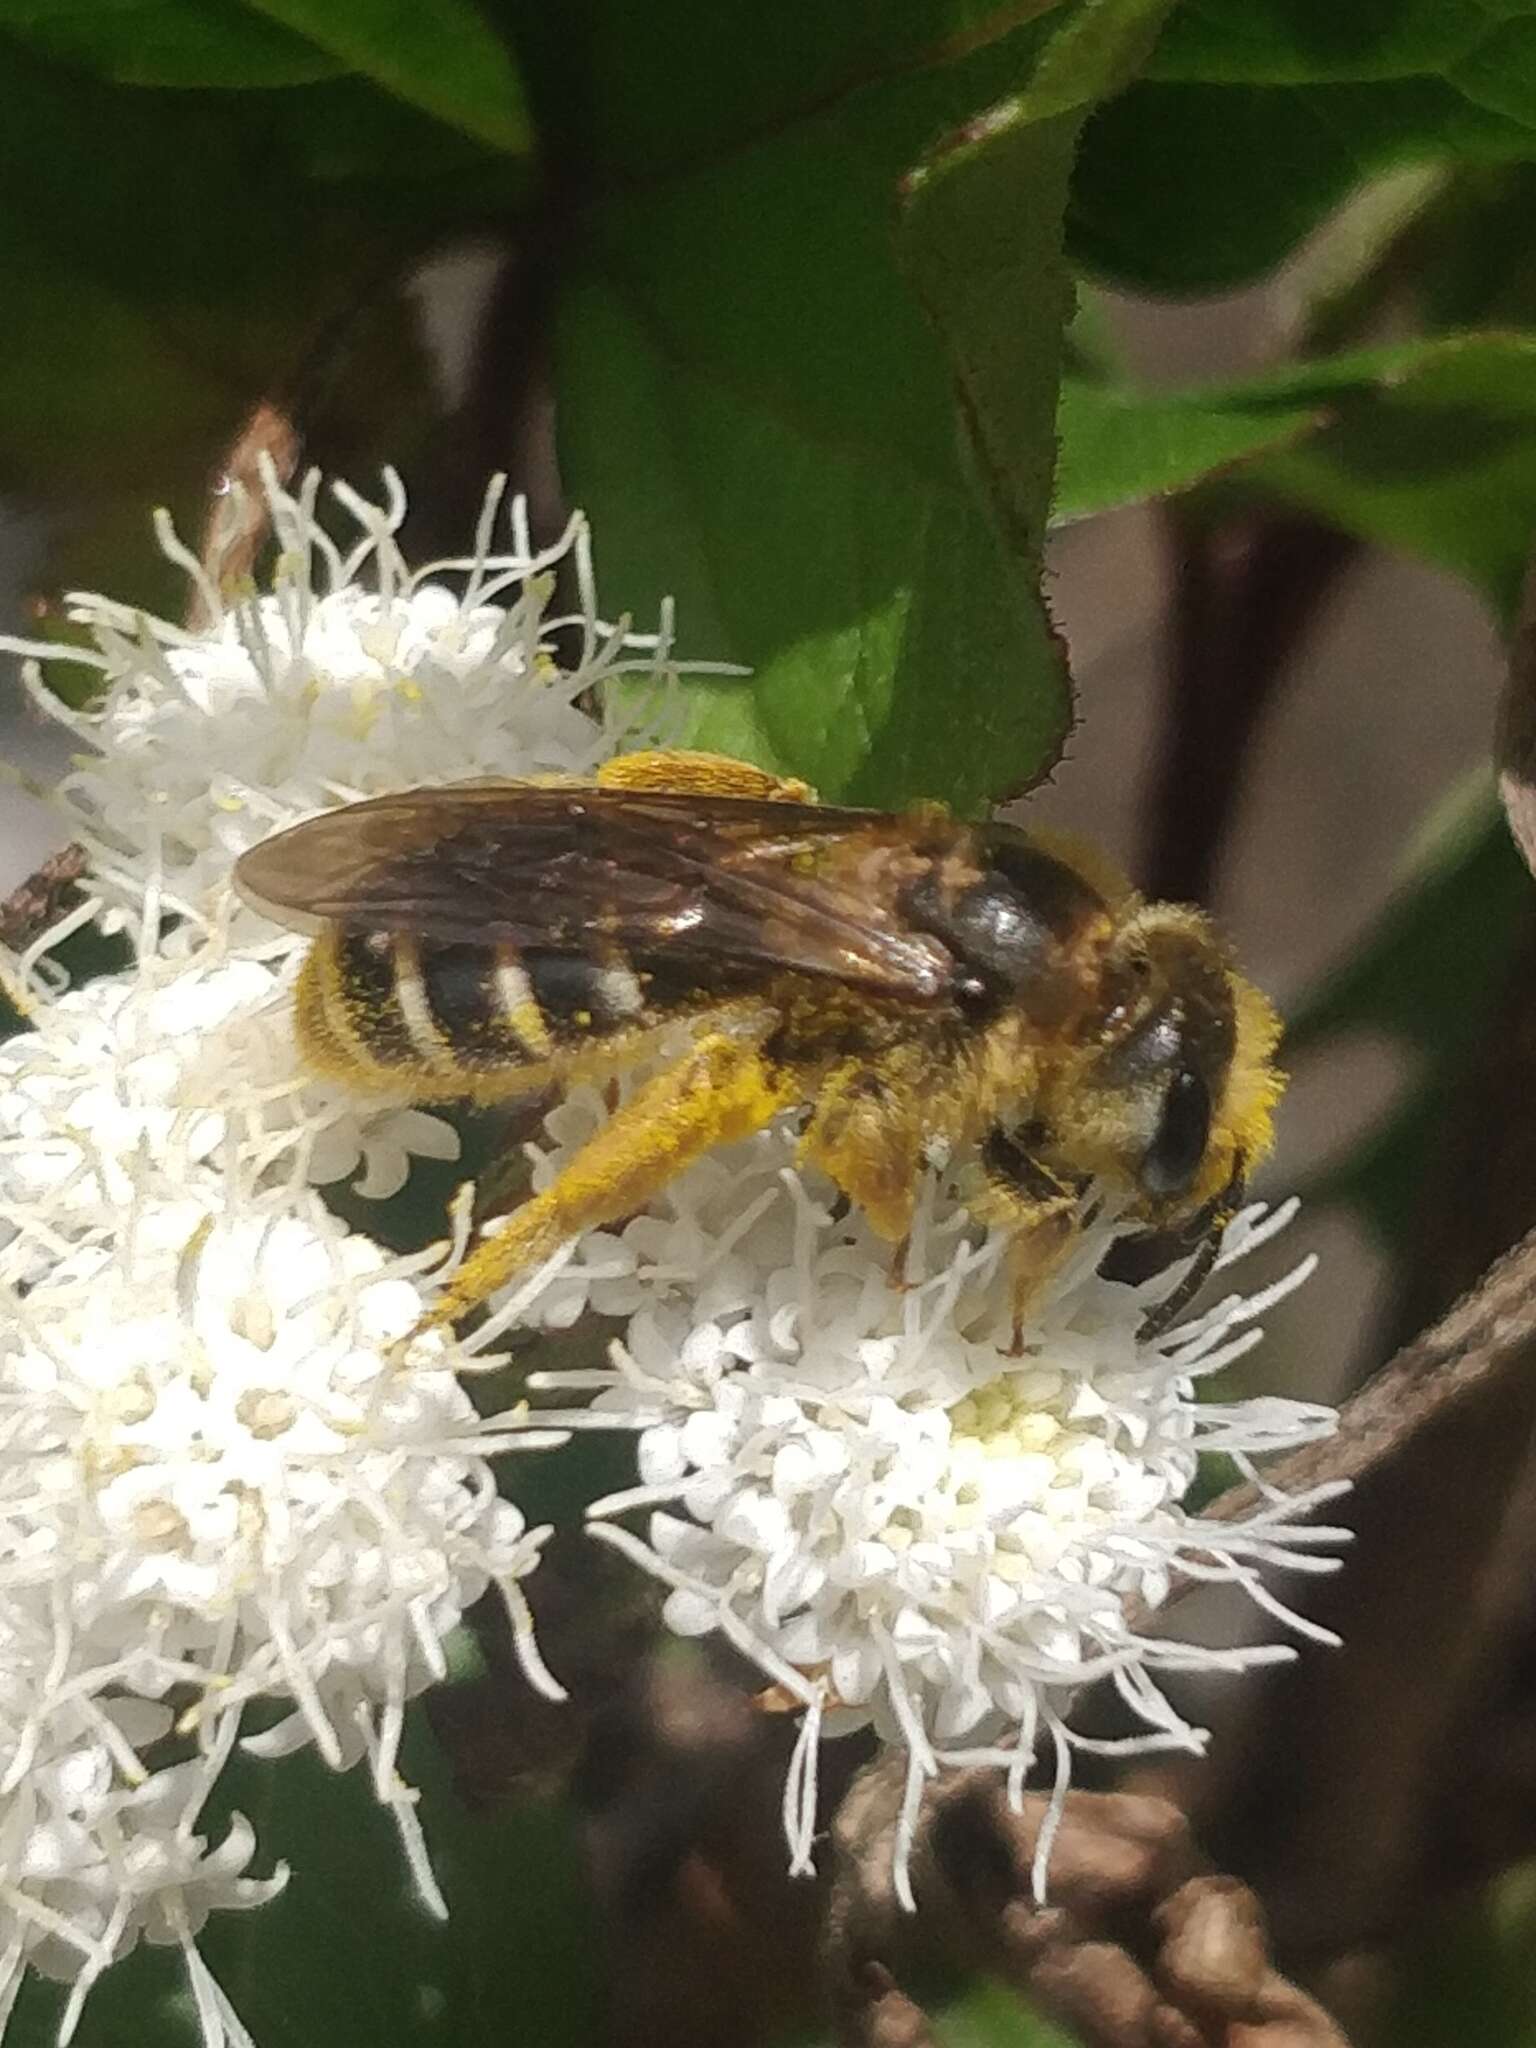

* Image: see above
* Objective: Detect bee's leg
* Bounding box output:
[890,1233,912,1290]
[1097,1161,1245,1336]
[797,1055,935,1249]
[421,1029,802,1333]
[970,1132,1087,1348]
[1003,1211,1079,1350]
[595,750,813,802]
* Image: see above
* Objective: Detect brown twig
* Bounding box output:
[1496,546,1536,878]
[826,1761,1350,2047]
[1186,1216,1536,1954]
[1170,1214,1536,1557]
[836,1964,941,2048]
[189,402,302,623]
[0,842,88,957]
[405,225,571,565]
[1,406,300,976]
[1144,507,1359,904]
[1182,551,1536,1943]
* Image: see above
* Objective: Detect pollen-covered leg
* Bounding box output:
[797,1051,949,1246]
[595,749,813,801]
[422,1028,803,1331]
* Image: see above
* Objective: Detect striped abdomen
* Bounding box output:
[295,927,656,1094]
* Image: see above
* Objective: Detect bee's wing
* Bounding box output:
[234,784,958,1000]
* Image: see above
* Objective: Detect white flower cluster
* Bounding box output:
[15,473,664,945]
[0,463,1346,2037]
[0,471,692,2041]
[508,1089,1347,1908]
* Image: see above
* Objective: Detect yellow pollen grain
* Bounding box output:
[992,1552,1036,1584]
[105,1374,156,1425]
[85,1442,144,1485]
[133,1500,190,1551]
[975,1389,1012,1433]
[237,1389,297,1439]
[1013,1413,1060,1453]
[949,1373,1075,1469]
[230,1292,277,1350]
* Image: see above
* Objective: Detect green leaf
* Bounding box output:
[1287,779,1528,1060]
[1069,0,1536,301]
[1050,334,1536,612]
[1148,0,1523,87]
[1383,1863,1536,2048]
[1053,378,1320,519]
[554,16,1086,812]
[1068,0,1536,292]
[0,0,343,85]
[1051,336,1435,525]
[243,0,532,152]
[899,0,1178,535]
[0,35,496,592]
[1071,75,1536,293]
[1246,333,1536,618]
[504,0,1077,184]
[787,1975,1082,2048]
[892,0,1181,784]
[211,1716,598,2048]
[0,44,272,494]
[1289,782,1530,1247]
[934,1977,1081,2045]
[560,273,1049,810]
[556,0,1178,812]
[1148,0,1536,141]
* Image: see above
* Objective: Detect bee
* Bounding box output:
[235,749,1282,1334]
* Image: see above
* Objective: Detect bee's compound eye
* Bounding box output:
[1142,1065,1211,1198]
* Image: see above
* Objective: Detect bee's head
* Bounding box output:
[1026,904,1283,1223]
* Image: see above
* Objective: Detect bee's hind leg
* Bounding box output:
[419,1028,801,1337]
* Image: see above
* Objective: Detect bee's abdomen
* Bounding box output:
[296,927,649,1088]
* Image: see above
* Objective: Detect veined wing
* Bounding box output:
[234,783,962,1000]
